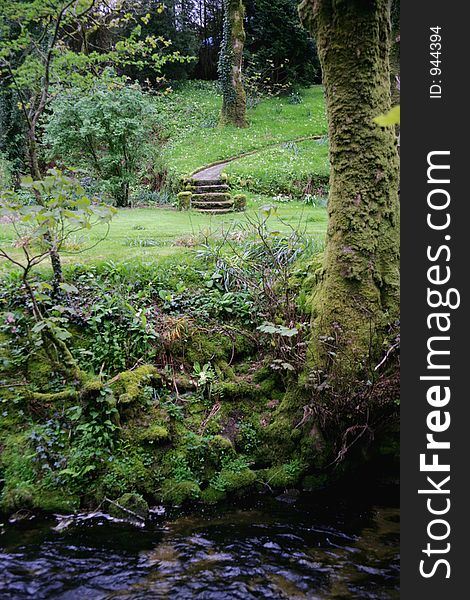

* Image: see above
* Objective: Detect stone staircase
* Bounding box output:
[190,178,235,214]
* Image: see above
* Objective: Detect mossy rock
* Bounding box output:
[99,451,159,498]
[108,492,149,520]
[173,329,255,368]
[218,468,256,492]
[209,435,233,451]
[159,479,201,505]
[112,365,160,405]
[214,360,235,381]
[137,424,170,444]
[177,191,192,210]
[178,330,233,365]
[233,194,247,211]
[262,462,306,489]
[200,486,227,504]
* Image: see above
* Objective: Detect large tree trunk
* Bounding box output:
[299,0,399,379]
[219,0,247,127]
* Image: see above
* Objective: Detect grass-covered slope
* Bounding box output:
[224,138,330,197]
[157,82,328,179]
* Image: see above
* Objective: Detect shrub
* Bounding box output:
[45,83,160,207]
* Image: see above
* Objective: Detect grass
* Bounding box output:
[224,138,330,197]
[0,198,327,269]
[157,82,328,178]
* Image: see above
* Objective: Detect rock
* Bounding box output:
[108,493,149,520]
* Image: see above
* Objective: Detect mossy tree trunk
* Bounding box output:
[219,0,247,127]
[299,0,399,380]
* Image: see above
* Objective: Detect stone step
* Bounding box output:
[191,178,222,186]
[191,199,234,209]
[192,192,231,203]
[193,207,234,214]
[193,184,230,193]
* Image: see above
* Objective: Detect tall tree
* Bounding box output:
[244,0,320,89]
[218,0,247,127]
[298,0,399,381]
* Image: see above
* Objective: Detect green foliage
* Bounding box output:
[45,83,159,206]
[100,446,158,498]
[82,299,159,374]
[0,0,192,182]
[237,421,260,454]
[0,153,13,190]
[0,86,26,176]
[244,0,320,92]
[192,361,217,399]
[264,459,306,488]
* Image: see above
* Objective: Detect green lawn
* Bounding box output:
[0,198,327,270]
[159,83,328,178]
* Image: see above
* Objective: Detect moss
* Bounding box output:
[112,365,160,405]
[233,194,247,211]
[262,461,306,489]
[177,191,192,210]
[201,486,227,504]
[159,479,201,505]
[99,451,159,498]
[0,433,36,499]
[175,330,254,368]
[299,0,399,378]
[28,389,78,403]
[81,378,103,395]
[218,468,256,492]
[219,0,247,128]
[209,435,233,451]
[108,492,149,520]
[137,424,170,444]
[212,380,262,401]
[259,378,279,396]
[214,360,235,381]
[26,353,55,390]
[1,483,79,514]
[178,330,233,366]
[35,490,80,513]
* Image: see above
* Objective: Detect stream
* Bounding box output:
[0,477,399,599]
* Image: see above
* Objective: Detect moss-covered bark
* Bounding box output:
[219,0,247,127]
[299,0,399,379]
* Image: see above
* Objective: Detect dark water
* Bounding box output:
[0,481,399,599]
